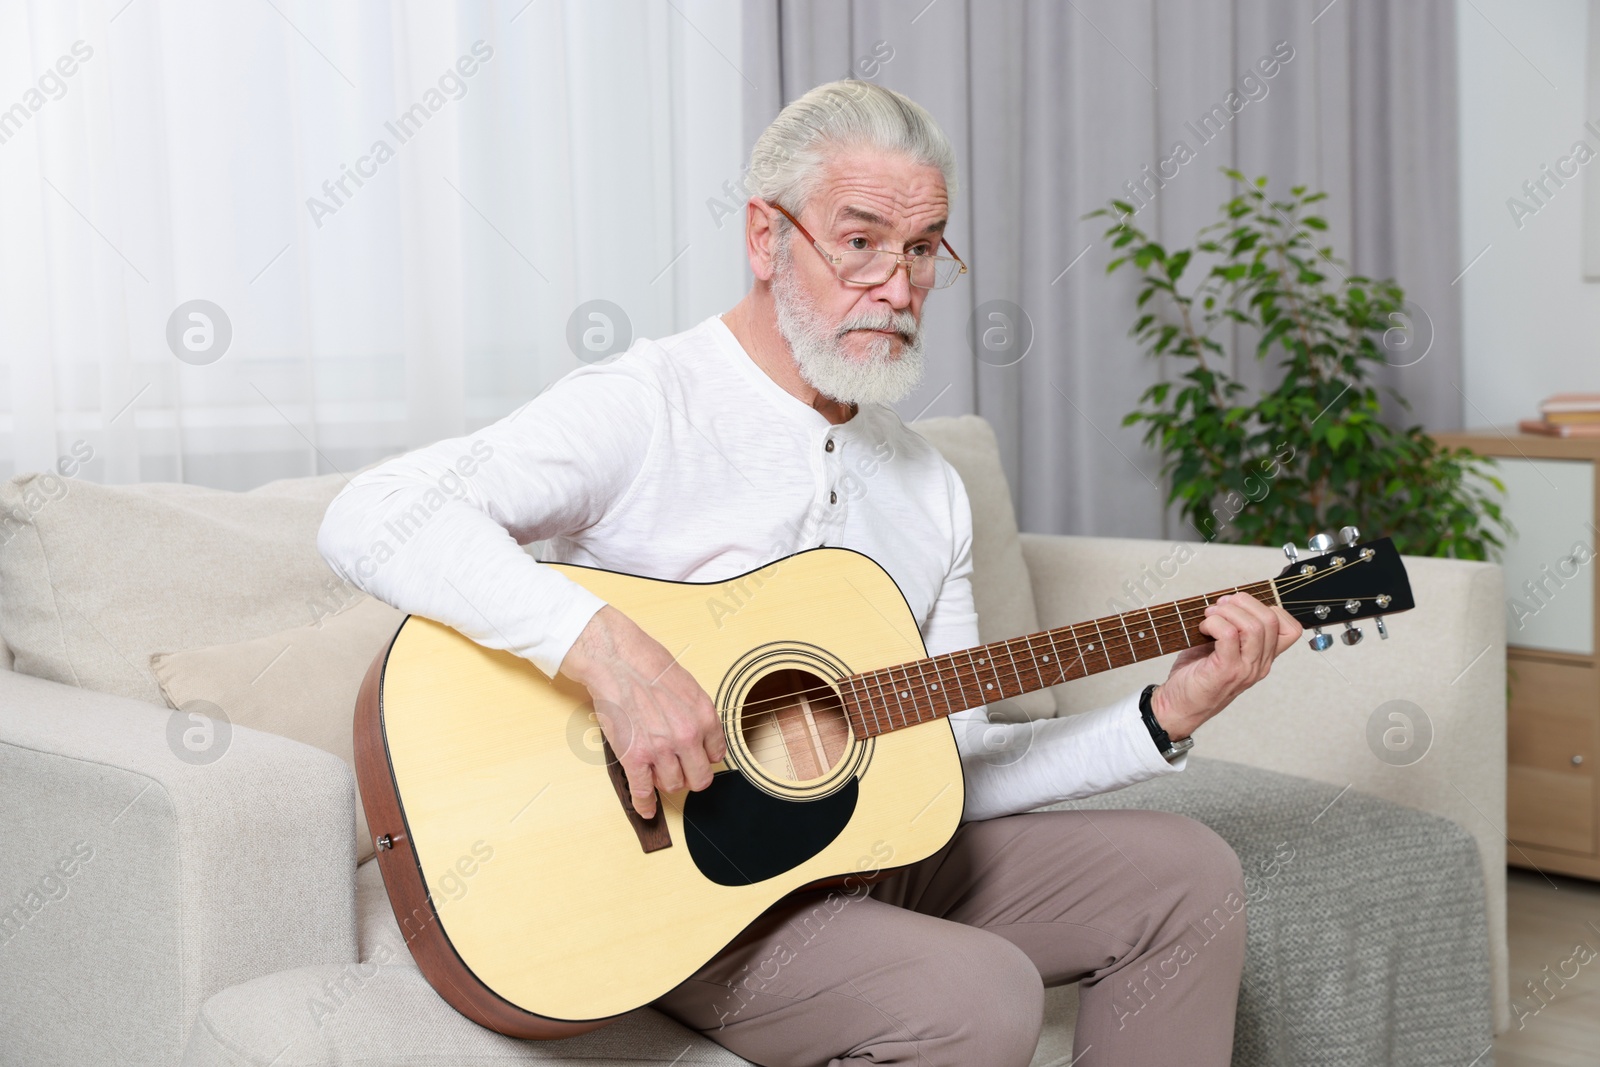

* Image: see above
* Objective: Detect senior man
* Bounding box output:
[319,80,1300,1067]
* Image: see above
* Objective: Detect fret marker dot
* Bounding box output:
[1088,644,1095,651]
[931,684,939,690]
[1138,631,1145,638]
[1042,655,1050,662]
[985,683,994,690]
[978,658,985,665]
[901,691,909,698]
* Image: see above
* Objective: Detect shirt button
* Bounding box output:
[825,439,835,452]
[830,491,838,504]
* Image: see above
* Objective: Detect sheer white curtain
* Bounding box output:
[0,0,749,488]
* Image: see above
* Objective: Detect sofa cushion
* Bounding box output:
[179,857,1079,1067]
[0,471,351,706]
[151,595,406,863]
[909,415,1054,721]
[181,858,753,1066]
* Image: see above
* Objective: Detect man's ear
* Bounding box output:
[746,198,778,282]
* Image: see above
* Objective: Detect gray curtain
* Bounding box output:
[742,0,1462,541]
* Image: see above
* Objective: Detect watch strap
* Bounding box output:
[1139,684,1193,763]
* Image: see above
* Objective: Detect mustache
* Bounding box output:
[836,310,919,343]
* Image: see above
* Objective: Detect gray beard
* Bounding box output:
[770,239,926,407]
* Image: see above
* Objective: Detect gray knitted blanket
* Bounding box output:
[1039,756,1495,1067]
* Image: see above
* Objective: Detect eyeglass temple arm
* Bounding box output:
[940,236,968,272]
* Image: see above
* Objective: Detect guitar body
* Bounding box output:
[355,547,967,1037]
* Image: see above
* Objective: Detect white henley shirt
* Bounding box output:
[316,313,1185,823]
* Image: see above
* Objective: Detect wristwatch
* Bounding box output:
[1139,684,1194,763]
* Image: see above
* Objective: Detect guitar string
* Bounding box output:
[736,598,1388,764]
[726,598,1388,771]
[731,585,1265,728]
[725,563,1385,731]
[726,567,1389,759]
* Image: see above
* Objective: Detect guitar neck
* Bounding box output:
[841,578,1280,738]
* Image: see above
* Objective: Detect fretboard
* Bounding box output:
[840,579,1279,738]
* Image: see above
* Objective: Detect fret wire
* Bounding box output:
[1032,632,1051,691]
[1072,623,1091,679]
[965,649,991,708]
[1089,617,1113,670]
[1055,627,1081,683]
[862,668,893,735]
[851,671,882,736]
[855,677,880,737]
[1143,605,1164,656]
[968,649,991,708]
[898,661,917,727]
[921,655,953,723]
[953,649,984,710]
[999,638,1022,700]
[939,652,960,711]
[926,655,952,722]
[889,666,913,730]
[1022,631,1050,693]
[840,675,863,737]
[851,671,876,739]
[1042,627,1066,686]
[980,645,1006,701]
[909,659,934,727]
[872,671,894,735]
[1116,612,1138,663]
[854,675,877,735]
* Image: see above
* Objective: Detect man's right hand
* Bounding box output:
[558,605,727,819]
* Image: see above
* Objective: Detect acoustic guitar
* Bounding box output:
[354,530,1413,1038]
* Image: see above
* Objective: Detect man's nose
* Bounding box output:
[873,258,915,308]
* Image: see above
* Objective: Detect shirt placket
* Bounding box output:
[818,427,847,543]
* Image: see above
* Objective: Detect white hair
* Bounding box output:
[746,80,958,222]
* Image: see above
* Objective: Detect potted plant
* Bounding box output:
[1086,171,1508,560]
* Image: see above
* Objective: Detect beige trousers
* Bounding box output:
[651,807,1247,1067]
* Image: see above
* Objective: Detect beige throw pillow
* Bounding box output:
[0,471,353,706]
[908,415,1056,722]
[151,596,407,863]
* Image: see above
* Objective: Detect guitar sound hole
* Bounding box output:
[739,668,851,783]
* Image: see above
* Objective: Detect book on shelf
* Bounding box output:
[1519,418,1600,437]
[1538,392,1600,417]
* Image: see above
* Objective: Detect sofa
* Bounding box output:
[0,414,1507,1066]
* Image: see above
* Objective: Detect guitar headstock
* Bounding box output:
[1274,527,1414,650]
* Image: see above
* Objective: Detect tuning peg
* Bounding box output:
[1375,617,1389,640]
[1308,627,1333,651]
[1307,532,1334,553]
[1339,525,1361,546]
[1283,543,1300,563]
[1341,621,1363,645]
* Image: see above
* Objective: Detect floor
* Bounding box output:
[1492,868,1600,1066]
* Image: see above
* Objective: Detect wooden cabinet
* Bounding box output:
[1432,430,1600,878]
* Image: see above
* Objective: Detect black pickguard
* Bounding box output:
[682,770,857,886]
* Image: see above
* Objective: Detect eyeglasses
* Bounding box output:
[767,200,968,290]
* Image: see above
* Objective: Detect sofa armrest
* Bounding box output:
[1019,532,1510,1032]
[0,670,358,1066]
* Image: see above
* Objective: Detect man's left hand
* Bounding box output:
[1151,591,1302,740]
